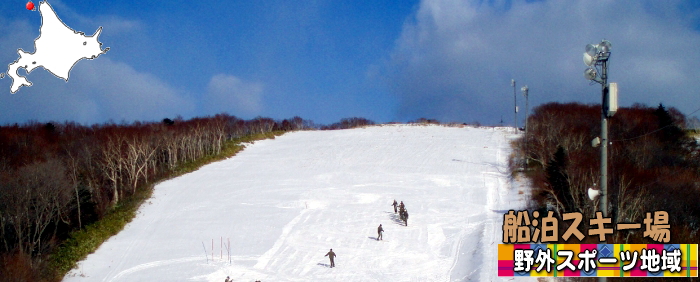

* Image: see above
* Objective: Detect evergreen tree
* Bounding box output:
[654,103,684,145]
[546,146,575,212]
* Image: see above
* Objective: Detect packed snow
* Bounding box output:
[64,125,532,281]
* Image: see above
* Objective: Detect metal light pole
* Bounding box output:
[600,61,609,218]
[521,85,529,164]
[583,40,613,218]
[584,41,616,282]
[512,79,517,133]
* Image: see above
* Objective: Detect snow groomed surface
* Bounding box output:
[64,125,531,281]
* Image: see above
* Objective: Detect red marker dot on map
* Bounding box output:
[26,2,35,11]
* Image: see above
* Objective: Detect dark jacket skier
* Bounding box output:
[404,210,409,226]
[392,200,398,213]
[325,249,336,268]
[377,224,384,240]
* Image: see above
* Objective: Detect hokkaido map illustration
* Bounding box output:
[3,1,109,93]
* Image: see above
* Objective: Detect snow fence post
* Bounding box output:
[202,241,208,264]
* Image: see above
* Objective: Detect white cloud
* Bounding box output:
[385,0,700,123]
[43,0,143,35]
[205,74,264,118]
[93,15,143,34]
[0,8,193,125]
[0,56,196,124]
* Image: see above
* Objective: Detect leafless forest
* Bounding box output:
[0,115,371,280]
[513,102,700,244]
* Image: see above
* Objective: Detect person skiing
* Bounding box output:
[399,201,405,211]
[225,276,231,282]
[404,209,409,226]
[325,248,336,268]
[377,224,384,240]
[392,200,398,213]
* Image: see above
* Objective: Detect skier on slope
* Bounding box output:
[325,249,336,268]
[391,200,398,213]
[403,209,409,226]
[377,224,384,240]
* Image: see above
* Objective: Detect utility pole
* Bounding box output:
[521,85,529,165]
[512,79,517,134]
[600,60,608,218]
[584,40,615,282]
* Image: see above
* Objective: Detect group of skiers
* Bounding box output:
[223,198,413,279]
[391,199,409,226]
[326,199,410,268]
[377,200,409,241]
[378,200,409,242]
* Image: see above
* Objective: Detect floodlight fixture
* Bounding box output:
[584,52,595,66]
[588,186,601,201]
[584,68,597,80]
[585,44,598,57]
[596,40,612,61]
[599,40,612,53]
[583,40,612,68]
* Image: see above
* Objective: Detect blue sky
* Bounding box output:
[1,0,700,126]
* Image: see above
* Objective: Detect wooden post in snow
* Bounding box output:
[202,241,208,264]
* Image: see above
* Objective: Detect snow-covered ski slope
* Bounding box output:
[64,125,531,282]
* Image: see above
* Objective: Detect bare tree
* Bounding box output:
[65,150,82,229]
[2,159,72,257]
[100,135,125,206]
[125,134,157,194]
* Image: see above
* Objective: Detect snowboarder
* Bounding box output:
[325,248,336,268]
[392,200,398,213]
[404,210,409,226]
[377,224,384,240]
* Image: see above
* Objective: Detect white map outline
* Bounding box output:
[6,1,109,93]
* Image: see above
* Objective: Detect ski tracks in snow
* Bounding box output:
[63,125,532,282]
